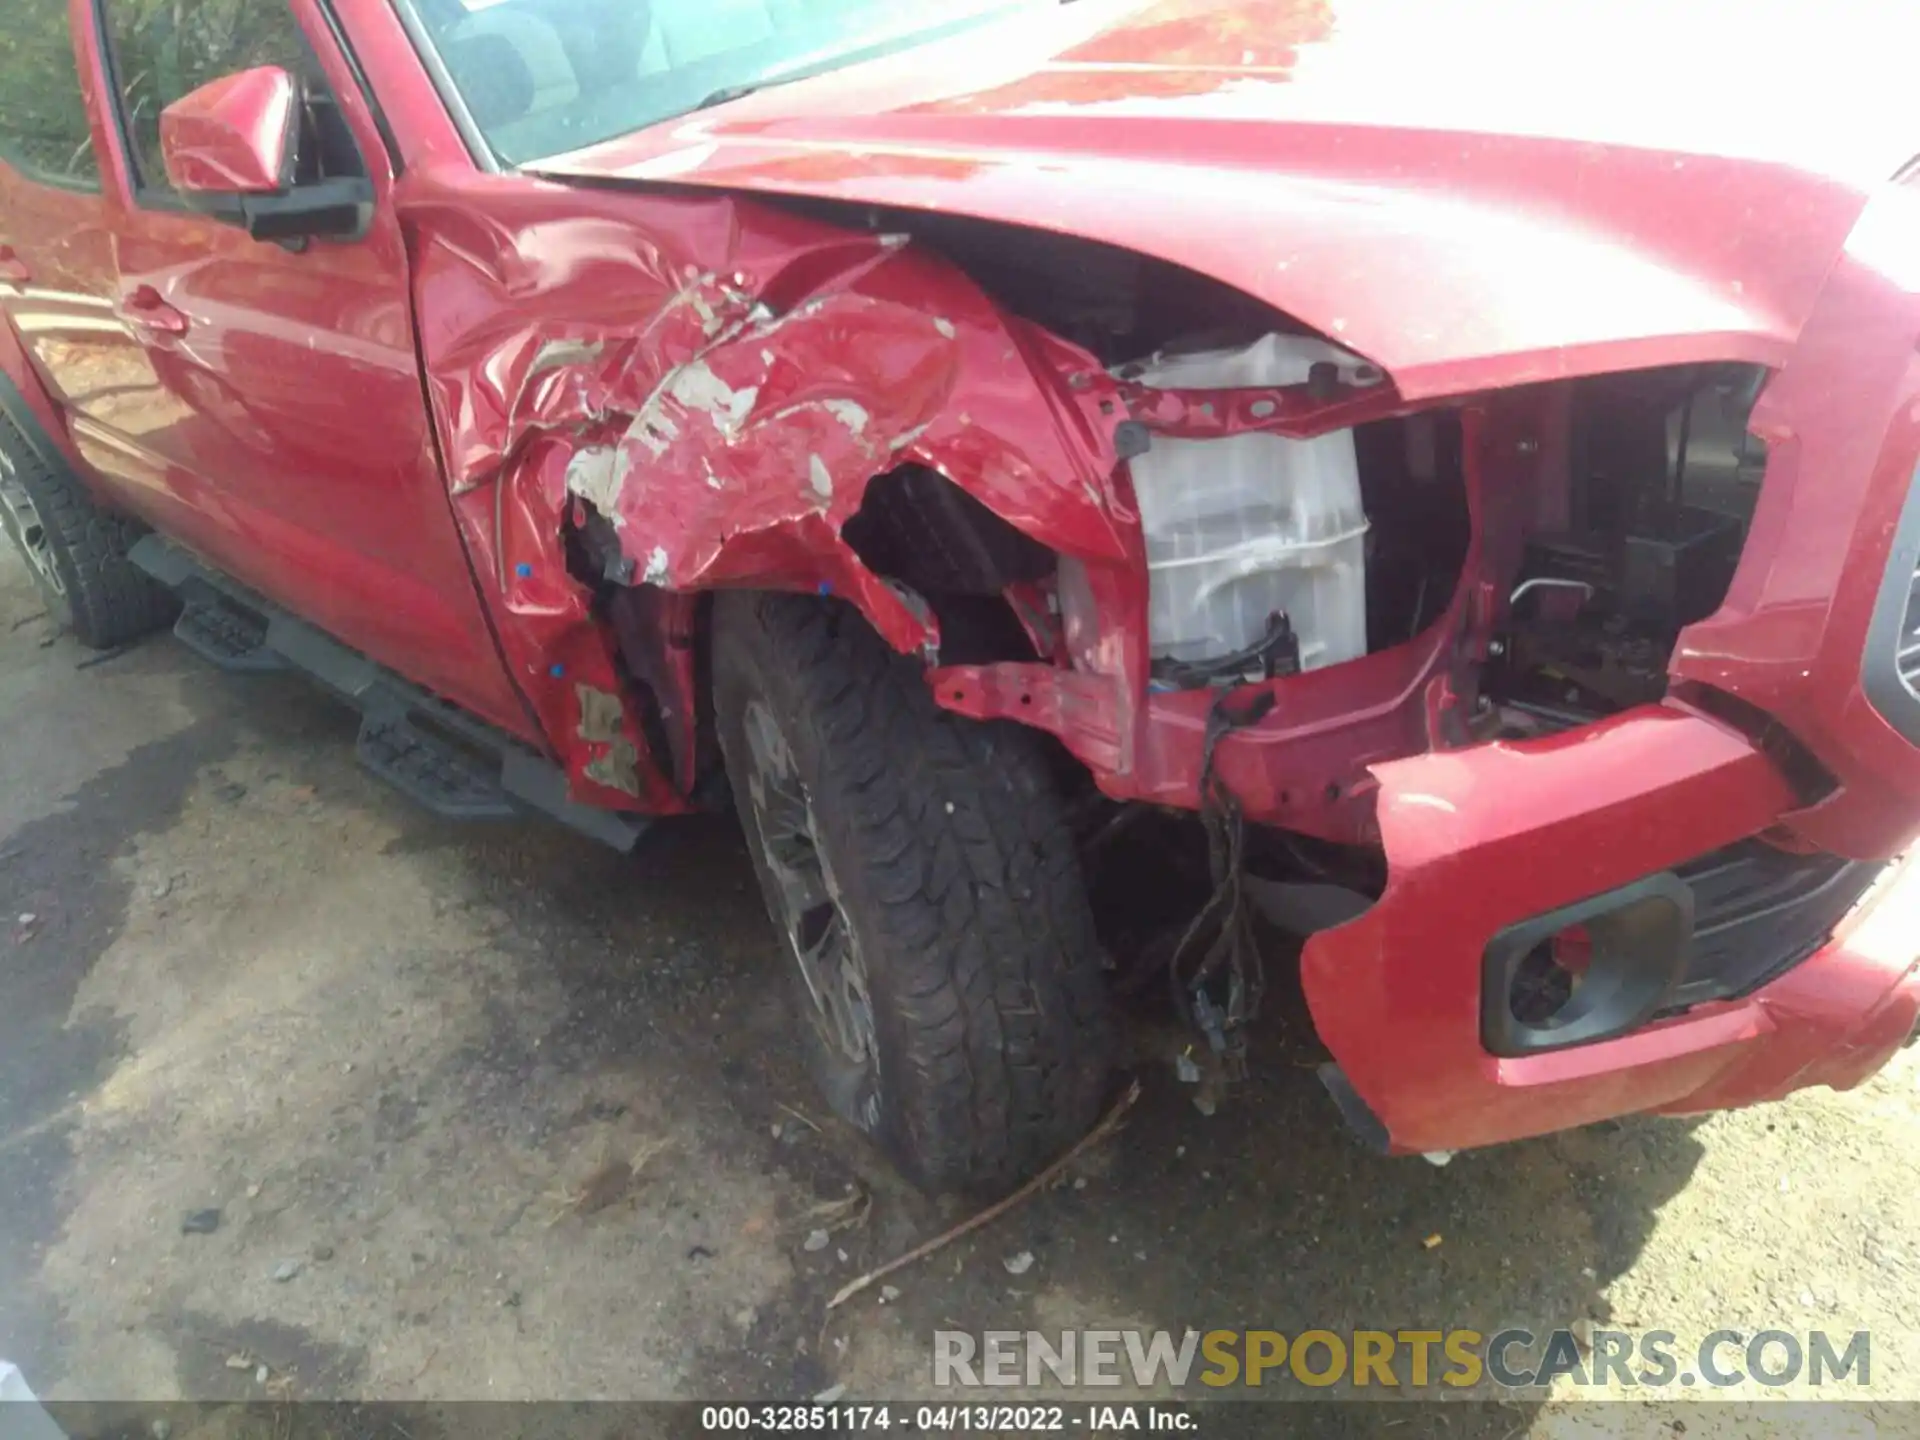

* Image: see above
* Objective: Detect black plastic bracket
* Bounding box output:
[1317,1063,1392,1154]
[1113,421,1152,461]
[1480,872,1695,1056]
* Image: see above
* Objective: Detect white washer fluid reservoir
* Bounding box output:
[1125,333,1374,680]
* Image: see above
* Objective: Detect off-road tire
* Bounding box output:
[0,411,174,648]
[714,591,1112,1196]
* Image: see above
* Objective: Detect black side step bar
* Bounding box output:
[173,595,285,673]
[130,536,651,853]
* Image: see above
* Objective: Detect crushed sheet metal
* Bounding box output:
[401,173,1135,811]
[576,683,644,797]
[564,446,619,515]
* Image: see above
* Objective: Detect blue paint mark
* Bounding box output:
[550,664,566,679]
[818,581,833,596]
[515,562,533,579]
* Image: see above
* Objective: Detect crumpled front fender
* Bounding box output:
[401,167,1131,809]
[547,241,1136,648]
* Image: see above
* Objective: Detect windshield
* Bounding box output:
[408,0,1041,166]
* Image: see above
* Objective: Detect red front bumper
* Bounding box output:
[1302,703,1920,1155]
[1652,853,1920,1116]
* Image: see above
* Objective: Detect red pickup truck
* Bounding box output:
[4,0,1917,1195]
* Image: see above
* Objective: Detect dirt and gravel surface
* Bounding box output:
[2,543,1917,1438]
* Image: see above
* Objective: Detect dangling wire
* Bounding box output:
[1166,685,1277,1079]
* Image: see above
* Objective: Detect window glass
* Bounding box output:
[411,0,1046,165]
[0,0,102,189]
[98,0,355,193]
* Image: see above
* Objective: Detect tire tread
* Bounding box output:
[717,592,1111,1194]
[0,411,174,648]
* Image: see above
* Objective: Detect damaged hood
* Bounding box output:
[534,0,1920,398]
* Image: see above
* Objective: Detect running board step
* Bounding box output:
[355,711,517,821]
[173,599,286,673]
[129,535,653,853]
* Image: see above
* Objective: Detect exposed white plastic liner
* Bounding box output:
[1126,333,1375,679]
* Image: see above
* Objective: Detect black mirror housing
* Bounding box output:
[236,178,374,244]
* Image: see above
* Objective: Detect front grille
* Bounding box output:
[1664,839,1885,1011]
[1864,461,1920,743]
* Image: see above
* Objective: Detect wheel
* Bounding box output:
[0,411,175,648]
[714,591,1112,1195]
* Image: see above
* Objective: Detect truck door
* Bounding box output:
[0,0,127,441]
[79,0,537,739]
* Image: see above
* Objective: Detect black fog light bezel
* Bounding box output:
[1480,873,1695,1056]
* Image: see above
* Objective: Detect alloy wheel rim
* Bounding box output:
[0,451,65,599]
[741,700,879,1078]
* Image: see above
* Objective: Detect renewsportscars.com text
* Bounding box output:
[934,1328,1872,1391]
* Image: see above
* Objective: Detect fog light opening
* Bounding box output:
[1482,874,1694,1056]
[1509,924,1592,1026]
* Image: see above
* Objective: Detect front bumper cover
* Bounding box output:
[1302,702,1920,1154]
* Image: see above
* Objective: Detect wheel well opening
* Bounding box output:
[841,463,1053,665]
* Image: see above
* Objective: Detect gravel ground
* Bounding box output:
[1,543,1916,1438]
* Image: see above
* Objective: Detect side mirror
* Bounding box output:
[158,66,369,244]
[160,66,299,195]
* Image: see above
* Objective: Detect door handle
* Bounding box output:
[0,246,28,288]
[118,284,189,336]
